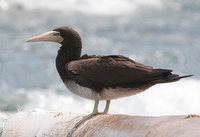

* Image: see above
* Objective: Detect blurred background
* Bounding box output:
[0,0,200,127]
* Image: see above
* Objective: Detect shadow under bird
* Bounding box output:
[27,27,192,114]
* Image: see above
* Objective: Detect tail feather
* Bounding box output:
[177,75,193,79]
[153,74,193,84]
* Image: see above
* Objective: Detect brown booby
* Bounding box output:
[27,26,192,114]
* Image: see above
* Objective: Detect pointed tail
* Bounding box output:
[149,69,193,84]
[154,74,193,84]
[168,74,193,81]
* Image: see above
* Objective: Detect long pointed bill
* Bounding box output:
[27,31,64,43]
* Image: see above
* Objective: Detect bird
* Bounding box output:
[27,26,192,114]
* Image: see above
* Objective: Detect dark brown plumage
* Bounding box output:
[27,26,192,114]
[67,55,189,89]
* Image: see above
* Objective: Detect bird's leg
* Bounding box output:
[92,99,99,114]
[103,100,110,114]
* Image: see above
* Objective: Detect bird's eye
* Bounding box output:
[53,32,60,36]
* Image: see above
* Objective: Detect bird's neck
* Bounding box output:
[56,46,81,81]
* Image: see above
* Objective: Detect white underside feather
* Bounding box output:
[65,81,144,100]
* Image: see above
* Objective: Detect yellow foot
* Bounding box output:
[185,114,200,119]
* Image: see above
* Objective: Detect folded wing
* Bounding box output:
[66,55,189,90]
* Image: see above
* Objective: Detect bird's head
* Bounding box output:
[27,26,82,48]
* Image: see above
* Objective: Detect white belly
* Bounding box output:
[65,81,145,100]
[65,81,99,100]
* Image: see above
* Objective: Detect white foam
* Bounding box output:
[8,0,163,15]
[24,87,92,114]
[0,0,9,10]
[111,79,200,116]
[18,79,200,116]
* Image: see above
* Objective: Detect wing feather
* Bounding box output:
[66,55,171,88]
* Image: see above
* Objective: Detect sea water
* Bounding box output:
[0,0,200,127]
